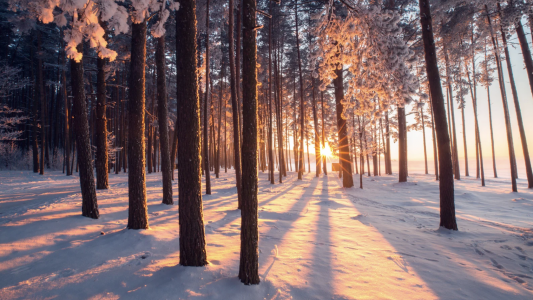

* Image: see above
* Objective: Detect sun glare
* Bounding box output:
[321,143,332,158]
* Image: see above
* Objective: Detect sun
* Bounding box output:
[321,143,332,158]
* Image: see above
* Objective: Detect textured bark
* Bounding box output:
[398,107,407,182]
[176,0,207,266]
[203,0,212,194]
[334,66,354,187]
[70,43,99,219]
[420,0,457,230]
[157,36,173,205]
[96,34,109,189]
[239,0,259,285]
[127,21,148,229]
[229,0,242,207]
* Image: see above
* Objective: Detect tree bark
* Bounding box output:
[334,65,354,187]
[398,106,407,182]
[127,21,148,229]
[70,43,99,219]
[176,0,207,266]
[203,0,212,194]
[239,0,260,285]
[229,0,243,208]
[419,0,457,230]
[157,36,173,204]
[96,26,109,189]
[515,20,533,100]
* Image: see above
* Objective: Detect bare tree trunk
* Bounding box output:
[229,0,243,208]
[127,21,149,229]
[312,77,321,177]
[203,0,212,194]
[420,104,428,174]
[70,43,99,219]
[444,46,460,180]
[398,106,407,182]
[37,31,45,175]
[334,65,353,187]
[484,41,497,178]
[96,22,109,189]
[268,14,274,184]
[239,0,259,285]
[420,0,457,230]
[385,112,392,174]
[176,0,207,266]
[295,0,305,180]
[157,36,173,205]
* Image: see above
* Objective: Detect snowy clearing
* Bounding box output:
[1,170,533,299]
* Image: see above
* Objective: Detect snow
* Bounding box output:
[1,169,533,299]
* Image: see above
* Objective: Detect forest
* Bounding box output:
[1,0,533,298]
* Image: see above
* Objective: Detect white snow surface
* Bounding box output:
[1,170,533,299]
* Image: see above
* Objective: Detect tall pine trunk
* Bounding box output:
[203,0,212,194]
[127,21,149,229]
[228,0,243,208]
[70,43,99,219]
[334,65,354,187]
[398,106,407,182]
[157,36,173,205]
[239,0,260,285]
[176,0,207,266]
[420,0,457,230]
[96,27,109,189]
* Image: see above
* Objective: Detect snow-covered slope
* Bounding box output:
[0,170,532,299]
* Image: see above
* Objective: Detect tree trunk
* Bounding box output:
[203,0,212,194]
[96,29,109,189]
[420,0,457,230]
[70,43,99,219]
[239,0,259,285]
[61,31,71,176]
[30,41,39,173]
[229,0,243,208]
[334,65,354,187]
[127,21,149,229]
[38,31,45,175]
[157,36,173,205]
[295,1,305,180]
[484,41,497,178]
[398,106,407,182]
[268,15,274,184]
[176,0,207,266]
[443,46,460,180]
[385,112,392,174]
[420,105,428,174]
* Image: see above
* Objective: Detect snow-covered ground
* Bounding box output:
[0,169,533,299]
